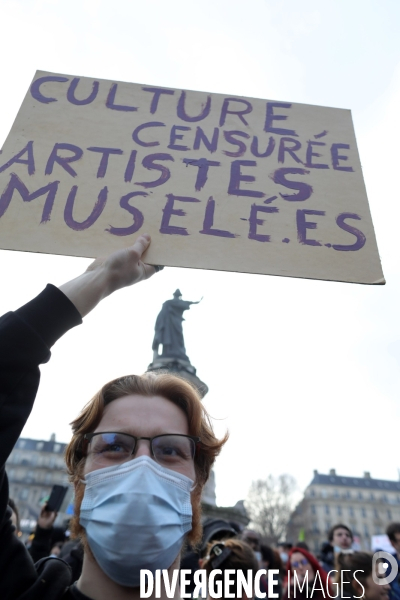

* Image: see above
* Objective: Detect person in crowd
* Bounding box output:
[28,504,58,562]
[50,542,65,558]
[385,523,400,600]
[202,538,259,600]
[338,551,391,600]
[296,541,310,551]
[0,234,228,599]
[180,518,237,595]
[7,498,20,537]
[330,524,353,551]
[277,541,292,568]
[228,521,243,535]
[320,523,353,572]
[387,523,400,560]
[242,528,262,565]
[260,544,283,599]
[319,541,334,573]
[200,519,238,560]
[59,539,84,585]
[242,528,261,551]
[272,548,286,580]
[283,546,332,600]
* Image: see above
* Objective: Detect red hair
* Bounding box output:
[286,547,333,596]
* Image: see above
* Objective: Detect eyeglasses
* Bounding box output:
[84,431,200,471]
[292,559,309,568]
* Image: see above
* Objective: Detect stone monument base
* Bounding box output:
[147,357,209,398]
[201,501,250,527]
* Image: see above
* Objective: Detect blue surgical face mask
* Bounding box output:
[79,455,194,587]
[280,551,289,564]
[334,546,353,554]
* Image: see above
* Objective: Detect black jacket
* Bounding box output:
[0,285,92,599]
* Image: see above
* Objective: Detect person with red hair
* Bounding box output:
[283,546,333,600]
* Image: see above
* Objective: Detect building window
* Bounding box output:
[321,489,328,498]
[361,508,366,518]
[364,526,369,537]
[12,452,21,464]
[19,488,29,500]
[358,492,363,500]
[370,493,375,501]
[36,442,44,451]
[334,489,339,499]
[310,489,315,497]
[382,495,388,503]
[349,507,354,517]
[311,505,316,515]
[53,443,61,453]
[337,505,342,516]
[325,504,330,515]
[374,509,379,518]
[387,510,392,520]
[325,521,331,532]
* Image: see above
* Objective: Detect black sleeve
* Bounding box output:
[0,284,81,599]
[28,525,54,563]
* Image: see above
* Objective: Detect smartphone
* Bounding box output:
[46,485,69,513]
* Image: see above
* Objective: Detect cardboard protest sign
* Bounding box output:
[0,70,384,284]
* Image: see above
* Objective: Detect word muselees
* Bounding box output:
[139,569,365,599]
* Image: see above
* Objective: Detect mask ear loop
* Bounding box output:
[78,435,89,485]
[191,439,203,492]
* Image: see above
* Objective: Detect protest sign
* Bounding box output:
[0,70,384,283]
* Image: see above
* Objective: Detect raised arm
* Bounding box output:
[0,235,159,541]
[59,234,157,316]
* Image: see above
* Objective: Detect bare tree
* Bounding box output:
[245,474,296,544]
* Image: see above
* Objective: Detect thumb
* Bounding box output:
[128,233,151,259]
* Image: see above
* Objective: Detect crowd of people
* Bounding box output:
[7,502,400,600]
[1,235,399,599]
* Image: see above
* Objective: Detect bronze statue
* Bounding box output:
[152,290,201,362]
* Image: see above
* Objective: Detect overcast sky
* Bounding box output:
[1,0,399,507]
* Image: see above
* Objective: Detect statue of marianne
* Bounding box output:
[152,290,201,362]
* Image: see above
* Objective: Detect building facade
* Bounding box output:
[288,469,400,553]
[6,434,70,533]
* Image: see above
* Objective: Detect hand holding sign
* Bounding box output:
[60,234,159,317]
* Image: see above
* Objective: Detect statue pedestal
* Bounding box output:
[201,500,250,527]
[147,357,209,398]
